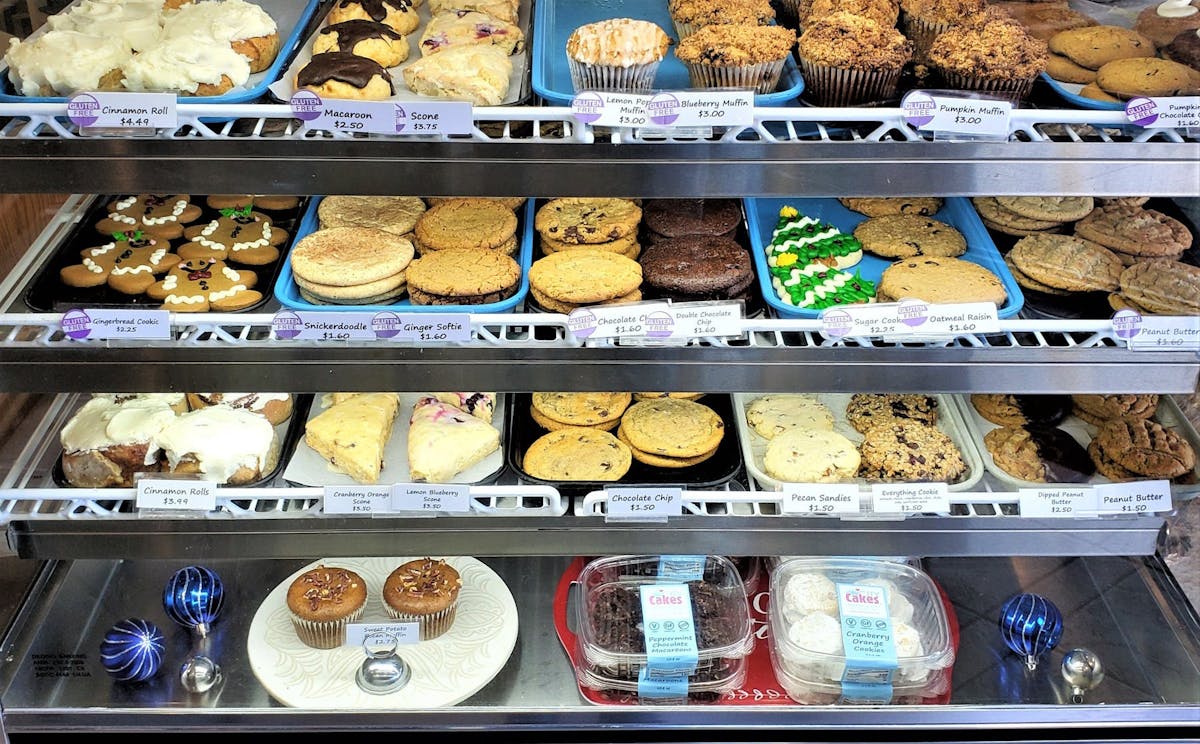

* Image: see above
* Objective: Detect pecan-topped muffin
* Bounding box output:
[286,564,368,649]
[676,24,796,92]
[929,8,1048,100]
[383,558,464,640]
[797,12,912,106]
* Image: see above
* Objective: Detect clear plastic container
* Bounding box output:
[727,556,764,597]
[767,557,954,701]
[574,555,754,696]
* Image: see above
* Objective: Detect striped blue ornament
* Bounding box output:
[998,592,1063,671]
[163,566,225,637]
[100,618,164,682]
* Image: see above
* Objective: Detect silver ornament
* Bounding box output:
[180,654,223,694]
[1061,647,1104,703]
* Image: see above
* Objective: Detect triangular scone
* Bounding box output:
[304,393,401,484]
[433,392,496,423]
[408,396,500,483]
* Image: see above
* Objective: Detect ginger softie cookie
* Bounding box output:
[523,427,632,481]
[414,198,519,255]
[764,427,860,483]
[879,256,1007,306]
[859,420,967,483]
[619,398,725,461]
[405,247,521,305]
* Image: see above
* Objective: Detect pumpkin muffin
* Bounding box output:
[676,24,796,93]
[929,8,1048,101]
[670,0,776,40]
[900,0,987,63]
[797,12,913,106]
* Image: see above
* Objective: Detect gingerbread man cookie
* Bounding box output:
[60,231,181,295]
[146,257,262,312]
[206,195,301,211]
[178,206,288,265]
[95,195,204,240]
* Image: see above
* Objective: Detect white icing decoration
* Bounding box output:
[201,220,220,236]
[221,266,240,281]
[115,196,138,210]
[162,0,278,43]
[209,284,247,301]
[90,244,116,255]
[148,405,274,484]
[60,395,177,454]
[162,275,178,290]
[83,258,104,274]
[1158,0,1198,19]
[120,36,251,93]
[142,199,189,226]
[165,294,206,304]
[110,213,138,225]
[151,248,167,264]
[111,265,151,275]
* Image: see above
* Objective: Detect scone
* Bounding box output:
[763,427,860,483]
[418,10,525,57]
[407,396,500,482]
[304,393,402,484]
[402,44,513,105]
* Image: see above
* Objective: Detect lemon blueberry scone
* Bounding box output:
[523,427,633,481]
[418,10,525,57]
[304,393,402,484]
[403,44,513,105]
[763,427,861,483]
[407,396,501,482]
[434,392,497,423]
[745,394,836,439]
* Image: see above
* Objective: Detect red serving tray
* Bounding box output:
[552,556,959,706]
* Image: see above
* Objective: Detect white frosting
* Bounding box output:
[162,275,178,291]
[115,196,138,210]
[111,264,151,275]
[209,284,246,301]
[141,200,188,225]
[195,392,289,410]
[93,392,186,408]
[60,395,178,453]
[47,0,165,52]
[1158,0,1198,19]
[162,0,277,43]
[121,36,250,93]
[166,294,206,304]
[787,612,843,654]
[782,572,839,619]
[893,620,924,658]
[83,259,104,273]
[109,213,138,225]
[221,266,240,281]
[149,405,275,483]
[4,30,130,97]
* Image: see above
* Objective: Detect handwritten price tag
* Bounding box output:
[323,485,391,515]
[780,484,862,516]
[820,300,998,340]
[136,480,216,512]
[871,483,950,515]
[271,311,471,343]
[61,308,170,340]
[902,90,1011,139]
[1126,96,1200,130]
[67,92,176,130]
[605,487,682,523]
[1113,311,1200,352]
[666,301,744,340]
[391,484,471,513]
[1018,487,1096,518]
[346,622,420,647]
[1094,481,1172,515]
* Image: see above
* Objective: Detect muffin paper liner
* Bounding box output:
[384,597,460,640]
[673,20,702,41]
[938,70,1037,104]
[568,58,663,94]
[683,58,787,94]
[289,602,365,650]
[798,58,903,107]
[902,15,952,64]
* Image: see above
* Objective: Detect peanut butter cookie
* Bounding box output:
[1008,233,1123,292]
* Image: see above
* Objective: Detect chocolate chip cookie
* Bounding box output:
[859,420,967,483]
[878,256,1007,306]
[838,197,943,218]
[531,392,632,428]
[845,394,938,434]
[971,393,1072,428]
[620,398,726,458]
[523,427,632,481]
[534,198,642,245]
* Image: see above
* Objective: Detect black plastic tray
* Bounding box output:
[52,393,313,489]
[505,393,743,498]
[23,195,311,313]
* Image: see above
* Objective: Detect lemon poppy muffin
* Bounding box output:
[900,0,987,63]
[382,558,463,640]
[797,12,912,106]
[565,18,671,94]
[676,24,795,93]
[286,564,368,649]
[669,0,776,40]
[929,8,1048,102]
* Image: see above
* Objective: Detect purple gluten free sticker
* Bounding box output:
[61,308,92,340]
[1111,308,1142,340]
[567,307,598,339]
[901,90,936,128]
[66,94,101,128]
[1125,97,1158,127]
[897,299,929,328]
[371,311,402,339]
[272,309,303,340]
[820,308,853,339]
[647,93,680,126]
[644,309,674,338]
[571,92,605,124]
[290,90,324,122]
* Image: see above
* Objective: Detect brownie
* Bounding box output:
[642,199,743,238]
[640,236,753,298]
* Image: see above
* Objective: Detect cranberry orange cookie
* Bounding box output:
[60,231,180,295]
[96,195,203,240]
[146,257,262,312]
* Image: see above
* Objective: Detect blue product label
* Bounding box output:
[840,681,895,704]
[637,667,690,699]
[836,583,897,685]
[639,584,699,676]
[657,555,705,582]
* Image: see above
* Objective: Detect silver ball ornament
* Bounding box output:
[180,654,223,694]
[1061,647,1104,703]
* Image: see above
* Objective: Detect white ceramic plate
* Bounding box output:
[247,556,518,708]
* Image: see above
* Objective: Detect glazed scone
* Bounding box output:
[121,35,252,95]
[418,10,525,57]
[403,44,512,105]
[566,18,671,67]
[4,30,129,96]
[304,393,402,484]
[161,0,280,72]
[296,51,395,101]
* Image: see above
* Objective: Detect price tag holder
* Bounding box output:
[1094,481,1172,515]
[1125,95,1200,132]
[1017,487,1096,518]
[665,300,744,340]
[135,478,217,512]
[323,485,392,516]
[570,91,651,128]
[391,483,471,514]
[67,92,176,131]
[819,300,997,341]
[346,622,420,648]
[645,90,754,128]
[902,90,1012,140]
[780,484,862,516]
[870,483,950,515]
[567,301,672,341]
[290,91,473,136]
[271,310,471,343]
[605,487,682,523]
[1111,310,1200,352]
[61,308,171,341]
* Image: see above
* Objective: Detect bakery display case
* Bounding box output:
[0,0,1198,740]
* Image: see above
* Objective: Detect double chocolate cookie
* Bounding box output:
[639,236,754,301]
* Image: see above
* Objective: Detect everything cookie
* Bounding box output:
[1074,204,1192,257]
[534,198,642,245]
[179,207,287,265]
[523,427,632,481]
[995,196,1095,223]
[146,257,262,312]
[971,393,1071,428]
[531,392,632,428]
[1008,233,1123,293]
[1092,417,1196,480]
[763,427,860,483]
[60,231,179,295]
[95,195,203,240]
[852,215,966,259]
[859,420,967,483]
[878,256,1007,306]
[838,197,942,217]
[405,247,521,305]
[845,394,939,434]
[746,394,835,439]
[620,398,725,458]
[1071,394,1160,425]
[528,249,643,304]
[984,425,1094,483]
[414,198,519,254]
[616,424,718,469]
[1049,25,1155,69]
[1118,260,1200,316]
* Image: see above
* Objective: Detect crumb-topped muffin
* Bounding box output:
[286,564,368,649]
[382,558,463,640]
[801,0,898,29]
[900,0,987,63]
[929,8,1048,100]
[798,12,913,106]
[670,0,776,39]
[566,18,671,93]
[676,24,795,92]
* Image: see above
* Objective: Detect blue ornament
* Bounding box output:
[163,566,225,637]
[998,592,1063,671]
[100,618,164,682]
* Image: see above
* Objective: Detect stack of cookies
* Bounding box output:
[1088,416,1196,484]
[404,247,522,306]
[317,196,427,240]
[617,397,726,469]
[971,393,1095,483]
[1047,25,1200,103]
[534,197,644,259]
[528,392,632,432]
[972,196,1094,238]
[288,226,415,305]
[847,394,967,484]
[745,394,859,483]
[1003,233,1124,298]
[639,199,755,303]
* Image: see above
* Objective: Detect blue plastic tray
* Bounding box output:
[0,0,320,104]
[274,197,534,314]
[531,0,804,106]
[1039,72,1123,111]
[745,196,1025,319]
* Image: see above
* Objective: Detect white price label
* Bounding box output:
[1094,480,1173,515]
[391,483,471,513]
[387,313,472,343]
[61,308,170,340]
[666,301,744,339]
[570,91,651,128]
[271,310,380,341]
[1018,487,1096,518]
[646,90,754,128]
[820,300,997,340]
[323,485,391,515]
[67,92,176,130]
[1115,312,1200,352]
[136,480,216,511]
[290,92,473,136]
[345,622,420,648]
[1125,96,1200,130]
[902,91,1011,139]
[567,302,672,340]
[605,487,682,523]
[780,484,862,515]
[871,483,950,515]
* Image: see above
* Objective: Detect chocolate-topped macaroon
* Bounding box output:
[296,51,395,101]
[312,19,409,68]
[640,235,754,301]
[382,558,463,640]
[642,198,743,244]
